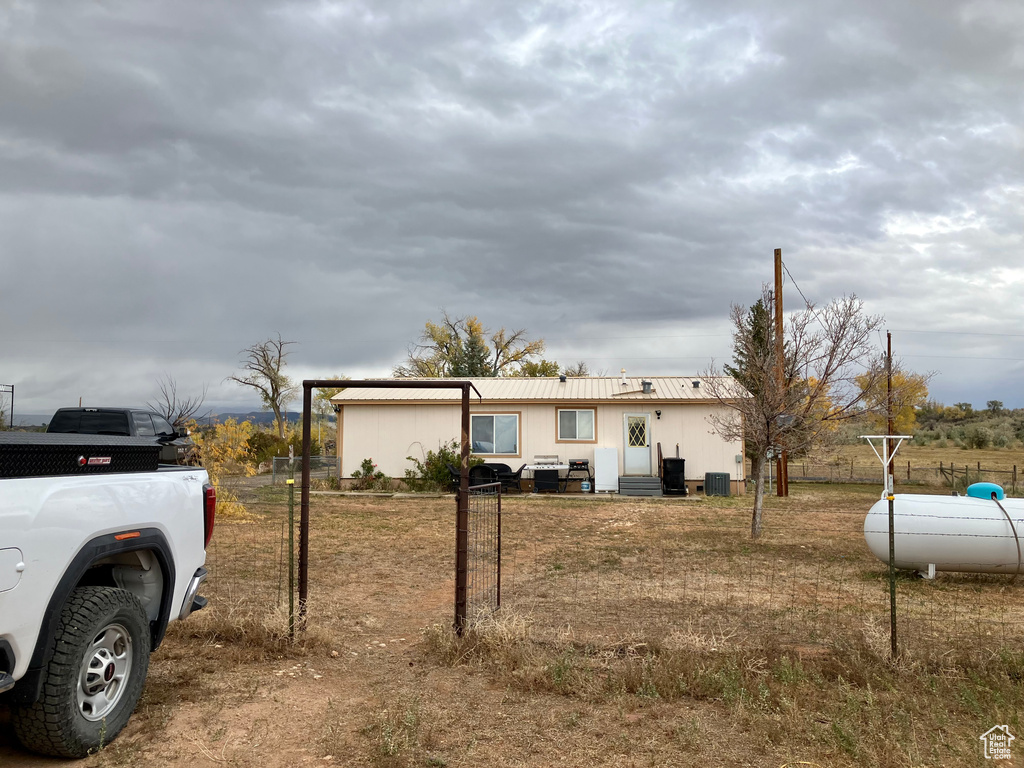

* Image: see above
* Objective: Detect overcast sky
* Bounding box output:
[2,0,1022,420]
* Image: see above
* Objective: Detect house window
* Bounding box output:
[557,409,595,441]
[471,414,519,455]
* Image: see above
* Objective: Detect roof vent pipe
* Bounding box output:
[692,380,700,389]
[559,374,566,383]
[641,380,652,394]
[621,368,628,387]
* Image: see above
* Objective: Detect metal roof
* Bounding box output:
[329,376,741,404]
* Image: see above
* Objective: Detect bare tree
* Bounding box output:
[228,335,297,438]
[147,375,208,427]
[562,361,590,377]
[701,285,884,539]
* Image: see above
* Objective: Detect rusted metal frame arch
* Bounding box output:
[299,379,483,633]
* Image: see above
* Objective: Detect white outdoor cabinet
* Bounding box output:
[594,447,618,493]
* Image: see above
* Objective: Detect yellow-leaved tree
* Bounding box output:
[186,418,256,517]
[855,370,930,434]
[394,311,546,377]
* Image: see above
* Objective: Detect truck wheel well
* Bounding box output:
[78,549,165,625]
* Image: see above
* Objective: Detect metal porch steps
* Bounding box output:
[618,476,663,496]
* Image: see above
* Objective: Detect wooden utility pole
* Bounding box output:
[774,248,789,496]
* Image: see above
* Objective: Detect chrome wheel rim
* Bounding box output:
[76,622,133,721]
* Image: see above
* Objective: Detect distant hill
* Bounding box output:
[10,414,50,428]
[206,411,335,427]
[204,411,301,425]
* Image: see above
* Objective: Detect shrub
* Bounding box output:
[965,426,992,450]
[186,418,255,517]
[246,428,321,467]
[189,418,256,481]
[246,430,284,466]
[351,457,392,491]
[404,439,482,491]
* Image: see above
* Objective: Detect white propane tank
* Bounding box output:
[864,485,1024,575]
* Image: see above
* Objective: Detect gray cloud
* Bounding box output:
[2,0,1022,419]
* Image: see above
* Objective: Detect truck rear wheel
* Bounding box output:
[12,586,151,758]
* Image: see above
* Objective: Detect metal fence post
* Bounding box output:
[455,384,470,634]
[887,486,897,658]
[287,451,295,641]
[496,489,502,610]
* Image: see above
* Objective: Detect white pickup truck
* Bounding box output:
[0,432,215,758]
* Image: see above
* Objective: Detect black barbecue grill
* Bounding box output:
[567,459,592,486]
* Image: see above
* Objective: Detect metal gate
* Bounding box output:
[466,481,502,619]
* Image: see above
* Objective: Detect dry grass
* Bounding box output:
[422,605,1024,766]
[4,481,1022,767]
[816,442,1024,472]
[192,484,1024,765]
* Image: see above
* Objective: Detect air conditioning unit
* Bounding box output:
[704,472,731,497]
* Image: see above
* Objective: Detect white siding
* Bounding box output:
[341,401,744,483]
[341,404,461,478]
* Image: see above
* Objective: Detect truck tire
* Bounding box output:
[11,586,151,758]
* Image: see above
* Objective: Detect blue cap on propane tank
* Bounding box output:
[966,482,1004,501]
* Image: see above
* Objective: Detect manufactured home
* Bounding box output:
[331,375,745,495]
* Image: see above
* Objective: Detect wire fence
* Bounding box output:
[270,455,339,485]
[467,483,502,617]
[203,478,1024,665]
[203,515,291,612]
[494,504,1024,661]
[785,461,1021,494]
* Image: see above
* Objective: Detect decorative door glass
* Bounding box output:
[627,416,647,448]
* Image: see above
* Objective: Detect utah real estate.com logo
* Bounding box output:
[980,725,1014,760]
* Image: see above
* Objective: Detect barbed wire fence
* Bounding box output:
[778,461,1020,494]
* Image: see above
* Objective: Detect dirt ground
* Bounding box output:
[2,484,1022,767]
